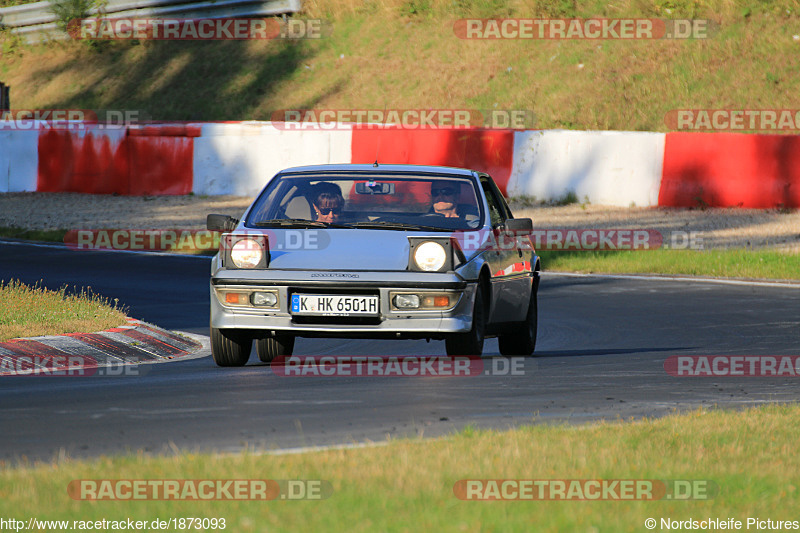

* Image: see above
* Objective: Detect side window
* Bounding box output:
[480,177,506,227]
[495,186,514,220]
[489,178,514,221]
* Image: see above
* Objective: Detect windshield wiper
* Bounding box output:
[343,221,448,231]
[250,219,348,229]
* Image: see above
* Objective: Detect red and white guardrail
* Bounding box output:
[1,121,798,208]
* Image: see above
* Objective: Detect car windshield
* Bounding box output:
[245,174,484,231]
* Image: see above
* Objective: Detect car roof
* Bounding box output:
[276,164,479,177]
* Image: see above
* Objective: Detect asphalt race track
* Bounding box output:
[1,241,799,462]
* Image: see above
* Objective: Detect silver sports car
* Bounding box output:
[207,164,540,366]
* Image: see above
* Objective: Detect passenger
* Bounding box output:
[311,182,345,223]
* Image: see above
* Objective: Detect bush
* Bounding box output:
[48,0,94,33]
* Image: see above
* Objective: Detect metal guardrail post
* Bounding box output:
[0,82,9,111]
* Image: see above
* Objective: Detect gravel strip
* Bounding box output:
[1,193,798,251]
[0,193,252,231]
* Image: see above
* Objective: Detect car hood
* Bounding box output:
[266,229,433,271]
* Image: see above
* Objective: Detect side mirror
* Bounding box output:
[207,214,239,232]
[504,218,533,234]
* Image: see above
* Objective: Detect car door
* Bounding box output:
[479,175,532,324]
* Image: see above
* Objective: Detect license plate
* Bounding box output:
[291,294,379,316]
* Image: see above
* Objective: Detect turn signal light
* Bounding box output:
[225,293,247,305]
[422,295,451,308]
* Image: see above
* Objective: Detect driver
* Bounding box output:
[430,180,460,218]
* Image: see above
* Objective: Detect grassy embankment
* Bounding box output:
[538,248,800,280]
[0,279,127,341]
[0,403,797,531]
[2,0,799,131]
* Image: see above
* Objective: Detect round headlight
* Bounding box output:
[231,239,263,268]
[414,242,447,272]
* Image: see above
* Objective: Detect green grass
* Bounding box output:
[539,249,800,280]
[0,403,797,531]
[0,279,128,341]
[0,226,67,243]
[1,0,799,131]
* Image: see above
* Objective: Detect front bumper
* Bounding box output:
[209,269,476,339]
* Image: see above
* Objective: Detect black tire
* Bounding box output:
[256,335,295,363]
[446,284,486,356]
[211,327,252,367]
[498,279,538,357]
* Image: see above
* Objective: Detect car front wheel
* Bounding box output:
[256,335,295,363]
[446,285,485,356]
[498,279,538,357]
[211,328,252,367]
